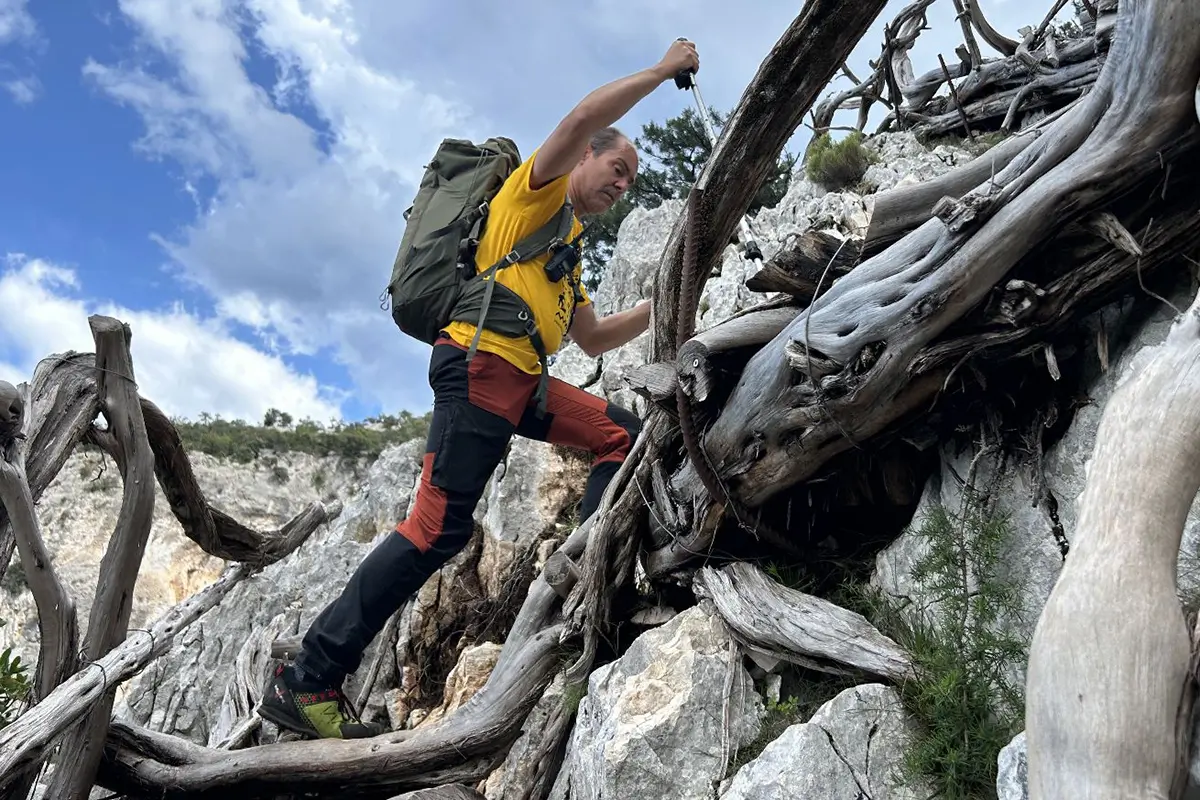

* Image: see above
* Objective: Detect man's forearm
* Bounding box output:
[570,66,672,132]
[592,301,651,353]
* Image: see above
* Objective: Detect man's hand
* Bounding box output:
[655,39,699,81]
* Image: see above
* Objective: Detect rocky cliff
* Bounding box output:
[5,128,1200,799]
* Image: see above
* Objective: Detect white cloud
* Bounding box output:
[3,74,37,103]
[0,0,34,46]
[0,0,39,105]
[0,254,342,424]
[82,0,475,415]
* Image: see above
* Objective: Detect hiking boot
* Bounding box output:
[258,663,384,739]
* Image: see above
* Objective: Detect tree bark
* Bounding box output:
[664,0,1200,530]
[0,353,99,584]
[0,562,258,794]
[44,316,159,800]
[0,381,81,800]
[1025,285,1200,799]
[695,563,914,681]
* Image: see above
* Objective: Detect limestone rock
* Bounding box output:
[478,438,590,600]
[722,684,928,800]
[549,604,764,800]
[0,446,368,670]
[996,731,1028,800]
[415,642,502,730]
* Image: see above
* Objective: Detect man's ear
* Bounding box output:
[577,144,593,166]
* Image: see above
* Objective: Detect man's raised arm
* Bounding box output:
[529,39,700,190]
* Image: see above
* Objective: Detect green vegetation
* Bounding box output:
[0,622,30,730]
[804,131,877,191]
[584,106,798,291]
[844,490,1027,800]
[172,408,431,463]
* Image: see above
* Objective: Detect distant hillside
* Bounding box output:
[172,407,431,463]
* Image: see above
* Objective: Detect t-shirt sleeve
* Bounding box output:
[497,148,570,227]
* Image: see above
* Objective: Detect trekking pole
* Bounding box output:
[673,45,764,263]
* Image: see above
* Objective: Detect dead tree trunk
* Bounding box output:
[650,0,1200,574]
[1025,286,1200,799]
[42,317,159,800]
[0,380,80,800]
[0,352,100,583]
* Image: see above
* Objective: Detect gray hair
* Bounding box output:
[589,126,629,155]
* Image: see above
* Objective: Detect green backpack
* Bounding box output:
[382,136,577,414]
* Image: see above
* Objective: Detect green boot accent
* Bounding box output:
[258,663,384,739]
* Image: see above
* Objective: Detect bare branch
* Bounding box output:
[0,562,256,793]
[44,316,159,799]
[0,379,81,799]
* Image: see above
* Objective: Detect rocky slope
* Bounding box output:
[5,129,1200,799]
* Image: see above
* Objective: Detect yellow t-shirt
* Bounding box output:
[442,149,591,374]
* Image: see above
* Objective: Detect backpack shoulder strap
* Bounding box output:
[454,201,575,359]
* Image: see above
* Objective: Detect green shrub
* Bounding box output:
[843,491,1027,800]
[172,408,431,463]
[805,131,876,191]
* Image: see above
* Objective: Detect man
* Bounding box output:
[258,38,701,739]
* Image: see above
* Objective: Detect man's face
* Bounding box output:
[575,139,638,215]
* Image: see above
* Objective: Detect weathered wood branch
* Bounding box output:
[744,230,863,299]
[963,0,1019,56]
[1025,284,1200,799]
[695,562,914,681]
[863,130,1039,248]
[96,521,592,798]
[622,361,679,410]
[678,303,802,404]
[121,397,336,566]
[542,551,579,599]
[655,0,1200,569]
[0,352,99,582]
[0,379,81,800]
[46,316,159,800]
[0,562,257,793]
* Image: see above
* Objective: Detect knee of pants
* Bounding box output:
[602,403,641,461]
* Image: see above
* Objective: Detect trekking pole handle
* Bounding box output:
[673,37,695,89]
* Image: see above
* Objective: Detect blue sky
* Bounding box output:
[0,0,1038,424]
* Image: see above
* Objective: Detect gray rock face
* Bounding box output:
[722,684,928,800]
[550,604,764,800]
[996,731,1028,800]
[0,447,363,669]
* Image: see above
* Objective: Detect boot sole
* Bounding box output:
[256,702,320,740]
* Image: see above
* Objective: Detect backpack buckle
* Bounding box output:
[477,201,490,217]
